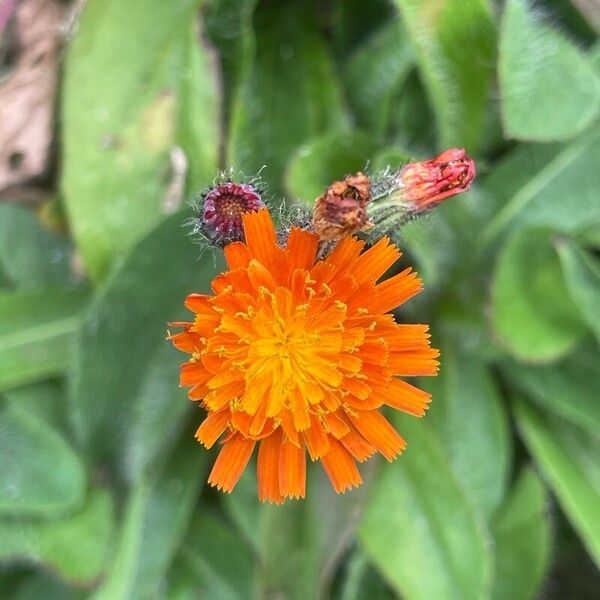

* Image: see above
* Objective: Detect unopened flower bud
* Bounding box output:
[199,181,264,245]
[312,172,373,241]
[367,149,476,236]
[397,148,475,211]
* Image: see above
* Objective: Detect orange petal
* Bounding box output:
[279,438,306,499]
[303,414,330,460]
[185,293,212,312]
[279,409,300,447]
[224,241,251,270]
[340,425,376,462]
[321,437,363,493]
[351,237,400,284]
[169,331,202,353]
[387,348,440,376]
[286,227,319,271]
[242,209,278,268]
[326,236,365,274]
[205,379,245,411]
[258,429,284,504]
[379,378,431,416]
[375,268,423,312]
[207,434,255,492]
[195,409,230,448]
[180,361,212,387]
[386,324,431,351]
[348,410,405,461]
[323,411,350,439]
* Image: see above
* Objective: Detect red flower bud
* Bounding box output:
[398,148,476,210]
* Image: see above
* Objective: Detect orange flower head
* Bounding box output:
[168,209,439,502]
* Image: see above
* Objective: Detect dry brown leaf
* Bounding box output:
[0,0,65,194]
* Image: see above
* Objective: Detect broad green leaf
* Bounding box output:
[205,0,258,129]
[388,71,437,155]
[173,512,257,600]
[426,332,510,517]
[515,399,600,567]
[0,204,75,288]
[491,227,586,362]
[165,554,206,600]
[344,21,415,137]
[393,0,496,152]
[0,288,89,392]
[0,489,114,584]
[499,0,600,141]
[70,211,222,482]
[0,401,86,517]
[3,380,67,434]
[359,416,492,600]
[227,464,368,600]
[502,345,600,435]
[481,131,600,245]
[228,0,349,193]
[340,551,395,600]
[285,132,378,205]
[222,468,262,551]
[0,571,83,600]
[93,434,209,599]
[62,0,219,281]
[556,239,600,342]
[332,0,395,58]
[492,467,552,600]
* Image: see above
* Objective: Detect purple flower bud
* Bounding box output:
[201,182,264,244]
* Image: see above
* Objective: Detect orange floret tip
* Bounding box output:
[168,208,439,502]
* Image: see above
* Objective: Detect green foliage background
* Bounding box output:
[1,0,599,598]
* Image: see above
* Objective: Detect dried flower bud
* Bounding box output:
[312,172,373,241]
[397,148,476,211]
[200,181,265,245]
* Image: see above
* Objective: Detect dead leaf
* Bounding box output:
[0,0,65,193]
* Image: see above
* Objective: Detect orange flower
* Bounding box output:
[168,209,439,502]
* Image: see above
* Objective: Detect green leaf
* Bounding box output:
[491,227,586,362]
[0,401,86,518]
[480,131,600,245]
[228,0,349,193]
[173,511,257,600]
[0,571,84,600]
[344,21,415,137]
[285,132,378,205]
[0,489,115,585]
[62,0,219,281]
[3,380,68,434]
[70,211,222,482]
[491,467,552,600]
[426,331,511,517]
[226,464,368,600]
[499,0,600,141]
[93,434,209,599]
[359,416,492,600]
[388,71,437,155]
[0,288,89,393]
[556,239,600,342]
[392,0,496,152]
[502,345,600,435]
[340,551,395,600]
[0,205,75,288]
[514,399,600,568]
[205,0,258,130]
